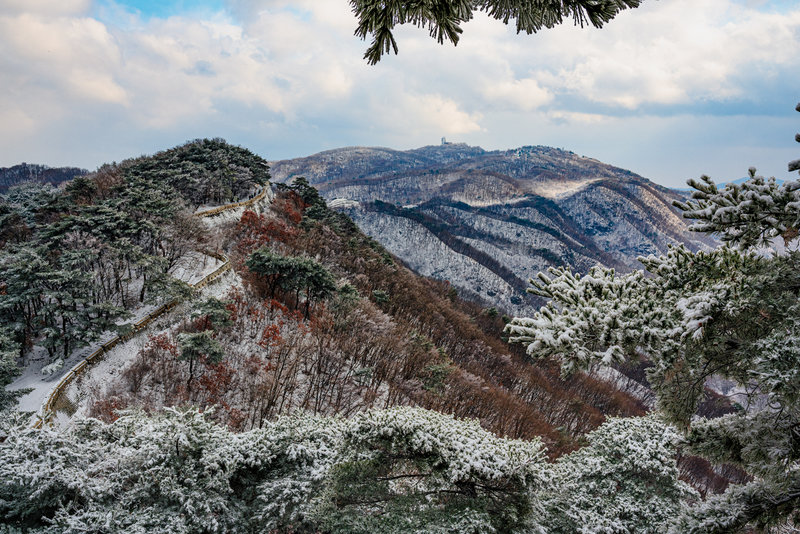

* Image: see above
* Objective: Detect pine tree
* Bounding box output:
[539,416,696,534]
[351,0,642,64]
[246,248,336,317]
[192,298,233,331]
[505,103,800,532]
[0,403,703,532]
[305,407,547,534]
[0,407,542,533]
[39,249,129,361]
[0,330,29,414]
[177,330,225,397]
[0,247,50,357]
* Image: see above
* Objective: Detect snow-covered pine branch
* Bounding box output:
[505,102,800,531]
[674,168,800,249]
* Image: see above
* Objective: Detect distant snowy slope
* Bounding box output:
[272,144,714,315]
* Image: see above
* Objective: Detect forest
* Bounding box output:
[1,128,799,532]
[0,139,267,366]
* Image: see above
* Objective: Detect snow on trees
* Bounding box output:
[539,416,695,534]
[246,247,336,319]
[315,407,546,533]
[192,297,233,331]
[0,138,266,375]
[0,407,551,533]
[0,331,28,416]
[0,136,705,532]
[177,330,225,397]
[674,168,800,249]
[506,103,800,532]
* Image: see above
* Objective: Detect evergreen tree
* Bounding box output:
[351,0,642,64]
[2,182,56,224]
[0,330,29,414]
[540,416,695,534]
[0,407,692,532]
[246,248,336,317]
[0,203,31,246]
[0,247,50,357]
[177,330,225,396]
[284,176,325,209]
[39,249,129,361]
[0,407,544,533]
[315,407,546,534]
[246,248,292,300]
[505,103,800,532]
[192,297,233,331]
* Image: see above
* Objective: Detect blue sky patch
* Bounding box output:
[102,0,226,19]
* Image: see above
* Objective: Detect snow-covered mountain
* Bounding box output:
[271,144,713,315]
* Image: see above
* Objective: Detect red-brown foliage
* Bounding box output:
[93,186,650,458]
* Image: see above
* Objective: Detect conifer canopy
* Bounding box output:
[351,0,642,64]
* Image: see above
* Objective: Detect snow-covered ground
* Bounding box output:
[65,269,243,422]
[8,303,156,414]
[194,187,274,223]
[8,185,273,424]
[170,250,225,285]
[8,250,229,422]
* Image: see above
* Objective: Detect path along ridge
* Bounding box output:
[32,186,270,428]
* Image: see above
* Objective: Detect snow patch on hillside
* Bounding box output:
[8,251,236,423]
[328,198,360,209]
[525,178,602,199]
[64,269,244,424]
[346,208,530,315]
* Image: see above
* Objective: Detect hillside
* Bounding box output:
[271,144,714,314]
[0,139,755,532]
[0,140,650,450]
[62,174,647,455]
[0,163,88,193]
[0,139,269,412]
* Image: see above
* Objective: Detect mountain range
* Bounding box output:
[271,143,714,315]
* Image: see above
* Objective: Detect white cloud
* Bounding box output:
[0,9,128,128]
[405,94,483,135]
[547,111,609,125]
[0,0,797,189]
[520,0,800,108]
[482,78,552,111]
[67,69,128,104]
[0,0,90,16]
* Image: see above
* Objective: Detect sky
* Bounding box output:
[0,0,798,188]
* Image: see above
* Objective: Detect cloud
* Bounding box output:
[547,111,609,125]
[482,78,552,111]
[520,0,800,110]
[0,9,128,130]
[0,0,90,16]
[403,94,483,136]
[0,0,797,190]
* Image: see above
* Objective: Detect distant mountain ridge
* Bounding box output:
[271,144,714,315]
[0,163,88,193]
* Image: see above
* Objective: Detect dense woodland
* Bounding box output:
[0,139,267,369]
[2,130,800,532]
